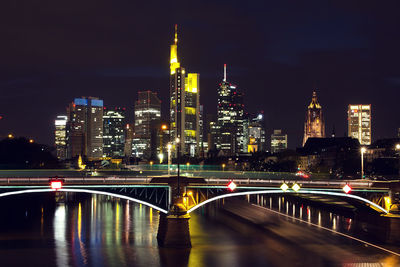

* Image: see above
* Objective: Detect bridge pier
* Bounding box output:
[157,203,191,248]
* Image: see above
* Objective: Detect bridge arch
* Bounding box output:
[186,189,388,214]
[0,188,168,214]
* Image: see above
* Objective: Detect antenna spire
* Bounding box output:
[174,24,178,44]
[223,64,227,82]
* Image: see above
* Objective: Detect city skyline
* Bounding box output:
[1,1,400,148]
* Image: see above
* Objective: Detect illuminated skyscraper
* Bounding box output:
[271,129,288,153]
[67,97,103,159]
[217,64,244,155]
[133,91,161,159]
[54,115,67,160]
[247,113,266,153]
[103,107,125,157]
[169,25,200,156]
[348,104,371,145]
[303,91,325,146]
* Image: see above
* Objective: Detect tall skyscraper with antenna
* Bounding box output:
[169,25,200,156]
[216,64,244,155]
[303,91,325,146]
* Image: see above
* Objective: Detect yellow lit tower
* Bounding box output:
[303,91,325,146]
[169,25,200,157]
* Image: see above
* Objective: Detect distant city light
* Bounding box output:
[292,183,301,192]
[343,184,352,194]
[50,181,63,190]
[280,183,289,192]
[227,181,237,191]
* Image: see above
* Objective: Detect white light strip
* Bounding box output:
[187,190,282,213]
[254,204,400,257]
[186,189,388,214]
[0,188,168,214]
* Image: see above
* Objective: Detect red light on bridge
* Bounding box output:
[227,181,237,191]
[51,181,63,190]
[343,184,351,194]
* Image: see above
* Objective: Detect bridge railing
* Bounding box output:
[0,177,153,184]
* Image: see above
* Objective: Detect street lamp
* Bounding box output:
[222,163,226,172]
[150,161,153,170]
[167,143,172,176]
[396,144,400,177]
[361,147,367,179]
[158,153,164,164]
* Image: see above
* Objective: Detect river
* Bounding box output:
[0,193,398,266]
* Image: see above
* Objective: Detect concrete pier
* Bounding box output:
[157,203,192,248]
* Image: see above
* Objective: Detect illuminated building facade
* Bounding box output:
[133,91,161,159]
[169,25,200,157]
[67,97,104,159]
[303,91,325,146]
[217,64,244,155]
[348,104,371,145]
[54,115,68,160]
[103,107,125,157]
[247,113,266,153]
[271,129,288,153]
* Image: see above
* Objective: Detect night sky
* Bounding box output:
[1,1,400,148]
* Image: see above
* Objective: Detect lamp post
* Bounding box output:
[361,147,367,179]
[167,143,172,176]
[396,144,400,178]
[175,137,181,196]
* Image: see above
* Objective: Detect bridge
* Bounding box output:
[0,175,399,248]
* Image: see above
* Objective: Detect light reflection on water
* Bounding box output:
[0,193,398,267]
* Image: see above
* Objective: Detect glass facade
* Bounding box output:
[67,97,103,159]
[103,108,125,157]
[216,65,244,155]
[271,129,288,153]
[55,115,67,160]
[134,91,161,159]
[169,26,200,157]
[348,104,371,145]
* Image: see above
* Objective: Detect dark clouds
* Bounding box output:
[0,0,399,147]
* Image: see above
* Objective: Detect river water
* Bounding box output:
[0,193,398,267]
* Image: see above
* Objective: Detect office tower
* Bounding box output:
[303,91,325,146]
[271,129,288,153]
[348,104,372,145]
[198,105,206,155]
[54,115,68,160]
[133,91,161,159]
[67,97,104,159]
[124,123,134,158]
[247,113,266,153]
[169,25,200,156]
[217,64,244,155]
[103,107,125,157]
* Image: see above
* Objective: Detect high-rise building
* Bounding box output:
[133,91,161,159]
[124,123,134,158]
[67,97,104,159]
[348,104,371,145]
[271,129,288,153]
[169,25,200,157]
[216,64,244,155]
[303,91,325,146]
[103,107,125,158]
[247,113,266,153]
[54,115,68,160]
